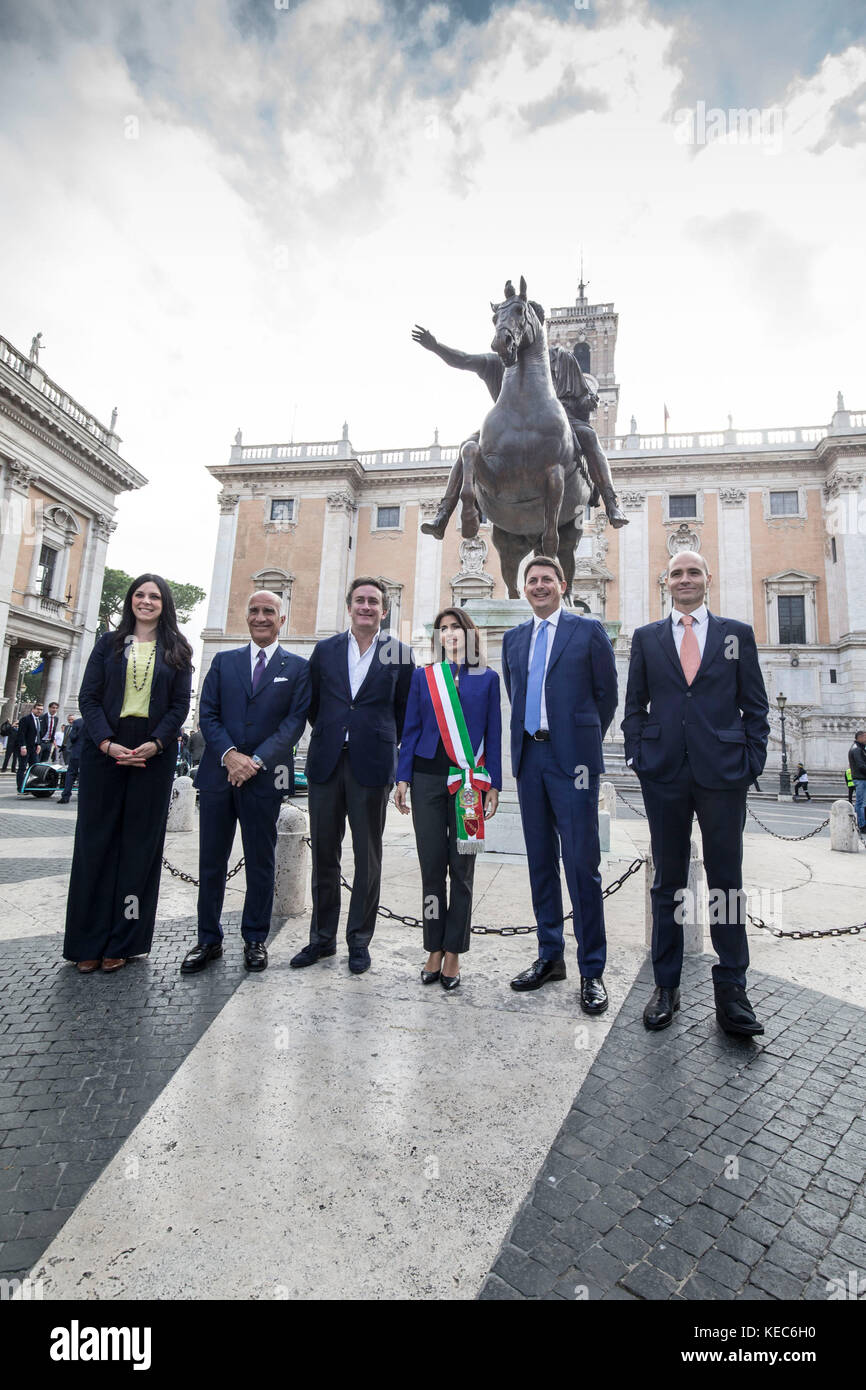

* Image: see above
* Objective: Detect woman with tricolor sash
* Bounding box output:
[394,608,501,990]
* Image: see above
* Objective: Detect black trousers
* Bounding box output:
[197,785,281,945]
[63,717,175,960]
[639,762,750,989]
[410,771,476,954]
[59,757,80,802]
[308,748,389,951]
[2,743,18,772]
[16,749,38,791]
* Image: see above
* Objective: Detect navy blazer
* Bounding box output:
[502,610,618,778]
[305,630,415,788]
[78,632,192,752]
[195,644,311,799]
[18,712,42,757]
[395,663,502,789]
[621,613,770,789]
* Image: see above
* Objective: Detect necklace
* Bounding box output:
[131,640,155,692]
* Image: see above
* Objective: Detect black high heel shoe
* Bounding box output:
[420,967,441,984]
[440,972,461,991]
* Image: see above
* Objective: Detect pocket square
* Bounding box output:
[274,676,289,682]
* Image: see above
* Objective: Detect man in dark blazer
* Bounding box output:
[502,557,618,1013]
[41,702,60,762]
[291,576,414,974]
[622,550,770,1035]
[181,591,311,974]
[57,713,84,803]
[17,701,44,794]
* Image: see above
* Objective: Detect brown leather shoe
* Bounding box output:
[101,958,126,972]
[76,959,100,974]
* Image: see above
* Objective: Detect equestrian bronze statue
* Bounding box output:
[412,276,627,597]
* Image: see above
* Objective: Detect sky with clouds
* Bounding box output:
[1,0,864,645]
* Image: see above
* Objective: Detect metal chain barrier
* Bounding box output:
[615,787,647,818]
[747,913,864,940]
[161,855,245,887]
[303,836,644,933]
[746,805,830,840]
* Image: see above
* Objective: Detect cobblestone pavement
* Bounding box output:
[0,809,77,839]
[480,956,866,1301]
[0,914,252,1280]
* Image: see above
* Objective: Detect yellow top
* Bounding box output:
[119,641,156,719]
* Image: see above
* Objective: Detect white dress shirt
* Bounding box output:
[526,605,562,732]
[345,631,378,741]
[671,603,709,657]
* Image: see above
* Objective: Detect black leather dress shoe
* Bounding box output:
[643,986,680,1030]
[290,943,337,968]
[348,948,371,975]
[580,975,608,1015]
[244,941,268,971]
[510,958,567,992]
[715,983,764,1036]
[180,942,223,975]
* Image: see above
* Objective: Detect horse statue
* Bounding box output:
[459,277,591,599]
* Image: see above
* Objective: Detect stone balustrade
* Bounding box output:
[0,334,113,446]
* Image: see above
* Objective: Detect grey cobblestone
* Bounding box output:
[482,957,866,1300]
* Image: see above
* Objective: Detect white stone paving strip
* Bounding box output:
[29,922,646,1300]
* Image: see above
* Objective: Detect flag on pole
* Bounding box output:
[663,403,670,433]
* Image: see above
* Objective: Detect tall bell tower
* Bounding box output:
[546,264,620,446]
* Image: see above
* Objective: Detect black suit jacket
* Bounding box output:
[305,631,415,787]
[622,613,769,789]
[19,713,41,758]
[78,632,192,751]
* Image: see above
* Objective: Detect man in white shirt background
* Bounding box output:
[292,577,414,975]
[622,550,770,1035]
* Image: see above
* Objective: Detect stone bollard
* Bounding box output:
[644,838,707,954]
[599,781,617,820]
[599,810,611,853]
[830,798,861,853]
[273,801,310,918]
[166,776,195,832]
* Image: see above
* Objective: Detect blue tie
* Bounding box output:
[524,620,548,735]
[252,648,267,694]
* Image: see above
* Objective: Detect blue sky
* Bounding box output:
[1,0,864,632]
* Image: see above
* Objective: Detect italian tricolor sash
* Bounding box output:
[425,662,491,854]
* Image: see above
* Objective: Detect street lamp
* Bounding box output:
[777,692,792,798]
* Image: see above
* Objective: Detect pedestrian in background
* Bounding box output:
[793,763,811,800]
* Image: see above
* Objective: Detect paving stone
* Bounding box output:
[491,1246,558,1297]
[696,1248,749,1292]
[599,1225,650,1266]
[477,1274,525,1301]
[646,1240,694,1281]
[619,1261,678,1300]
[666,1222,715,1259]
[749,1261,806,1300]
[528,1236,577,1278]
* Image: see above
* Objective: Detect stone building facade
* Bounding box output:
[200,287,866,775]
[0,333,145,721]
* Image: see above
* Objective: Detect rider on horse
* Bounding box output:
[412,303,628,538]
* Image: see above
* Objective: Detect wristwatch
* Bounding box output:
[251,755,265,770]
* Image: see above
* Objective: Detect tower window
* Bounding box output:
[777,595,806,644]
[669,494,697,518]
[769,490,799,516]
[573,342,591,373]
[270,498,294,521]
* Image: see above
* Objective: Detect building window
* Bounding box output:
[777,595,806,644]
[830,536,837,563]
[829,669,837,684]
[270,498,294,522]
[37,544,57,598]
[669,494,697,519]
[573,342,591,373]
[376,505,400,529]
[769,490,799,516]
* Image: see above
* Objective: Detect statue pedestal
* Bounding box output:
[463,599,532,855]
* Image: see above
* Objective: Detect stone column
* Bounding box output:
[0,638,19,721]
[315,493,356,635]
[63,512,115,705]
[42,649,65,706]
[412,502,444,636]
[0,463,36,662]
[717,487,752,622]
[205,493,239,633]
[826,471,866,637]
[618,490,648,634]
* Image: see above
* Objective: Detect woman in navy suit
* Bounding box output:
[63,574,192,973]
[395,609,501,990]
